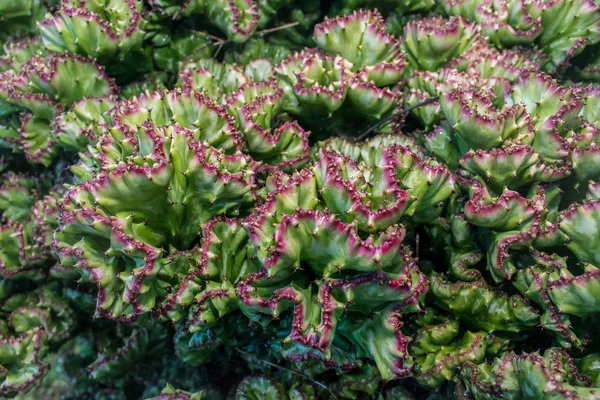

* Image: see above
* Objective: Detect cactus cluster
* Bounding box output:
[2,0,600,399]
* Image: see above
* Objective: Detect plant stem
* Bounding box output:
[356,96,439,141]
[234,347,339,400]
[255,21,300,36]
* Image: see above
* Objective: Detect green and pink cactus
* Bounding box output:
[1,1,600,399]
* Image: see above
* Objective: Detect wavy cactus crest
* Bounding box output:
[423,70,591,193]
[430,273,540,332]
[404,39,539,134]
[162,159,430,380]
[314,10,404,76]
[513,251,600,349]
[404,68,478,131]
[177,58,277,105]
[148,383,206,400]
[439,0,542,47]
[233,376,316,400]
[403,16,481,72]
[448,39,539,81]
[0,52,116,165]
[528,0,600,71]
[504,72,582,160]
[39,0,145,66]
[0,328,46,397]
[178,59,254,100]
[312,143,456,226]
[277,49,351,115]
[424,0,600,72]
[53,122,257,321]
[0,221,48,279]
[0,174,61,279]
[0,173,48,222]
[1,3,599,399]
[462,180,552,281]
[539,197,600,265]
[276,50,401,139]
[0,0,49,44]
[0,283,77,397]
[53,96,117,152]
[312,133,426,161]
[0,37,46,73]
[409,309,508,388]
[149,0,259,43]
[77,87,311,173]
[458,348,600,399]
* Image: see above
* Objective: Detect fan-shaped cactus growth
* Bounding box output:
[0,0,600,398]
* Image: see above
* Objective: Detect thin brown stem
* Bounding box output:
[193,22,300,61]
[234,347,339,400]
[356,96,439,141]
[416,232,420,263]
[212,41,224,59]
[205,32,226,42]
[255,21,300,36]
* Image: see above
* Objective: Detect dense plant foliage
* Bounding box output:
[2,0,600,399]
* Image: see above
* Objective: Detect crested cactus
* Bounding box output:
[439,0,541,47]
[234,376,316,400]
[53,122,257,321]
[396,0,600,72]
[162,165,429,379]
[0,328,47,397]
[72,86,311,173]
[53,96,117,153]
[0,52,116,165]
[39,0,145,68]
[276,10,405,138]
[148,0,259,43]
[148,383,207,400]
[527,0,600,71]
[403,16,480,72]
[0,283,78,397]
[0,173,61,279]
[513,251,600,349]
[430,273,539,332]
[0,1,51,45]
[409,310,508,388]
[458,348,600,399]
[0,2,599,399]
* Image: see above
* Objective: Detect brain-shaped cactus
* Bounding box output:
[39,0,145,66]
[0,51,117,165]
[0,1,599,399]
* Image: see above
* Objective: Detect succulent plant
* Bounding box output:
[0,1,52,45]
[0,282,79,397]
[437,0,540,47]
[0,328,47,397]
[409,309,508,389]
[0,173,63,280]
[53,122,257,322]
[0,51,116,165]
[234,376,316,400]
[53,96,117,153]
[147,383,206,400]
[147,0,259,43]
[39,0,146,72]
[527,0,600,71]
[403,16,481,72]
[161,162,429,380]
[276,10,405,138]
[393,0,600,73]
[1,2,600,399]
[457,348,600,399]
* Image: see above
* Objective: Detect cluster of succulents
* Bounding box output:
[2,0,600,399]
